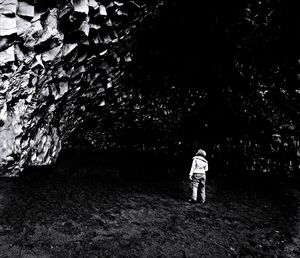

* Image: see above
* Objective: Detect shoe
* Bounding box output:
[187,199,197,204]
[199,200,207,206]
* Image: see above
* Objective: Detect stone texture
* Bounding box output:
[0,0,162,176]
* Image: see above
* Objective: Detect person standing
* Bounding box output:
[188,149,208,204]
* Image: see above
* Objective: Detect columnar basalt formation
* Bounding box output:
[0,0,162,176]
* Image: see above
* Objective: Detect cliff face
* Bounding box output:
[0,0,162,176]
[1,1,298,177]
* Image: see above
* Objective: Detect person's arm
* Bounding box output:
[189,159,195,180]
[205,162,208,172]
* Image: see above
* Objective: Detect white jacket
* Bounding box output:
[189,156,208,176]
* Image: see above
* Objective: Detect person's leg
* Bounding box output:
[199,174,206,203]
[191,174,200,201]
[192,184,198,201]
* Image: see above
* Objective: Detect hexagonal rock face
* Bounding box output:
[0,0,162,176]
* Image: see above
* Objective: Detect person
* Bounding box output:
[188,149,208,204]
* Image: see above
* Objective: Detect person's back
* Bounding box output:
[191,155,208,174]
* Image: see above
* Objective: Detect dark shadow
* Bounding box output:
[0,150,299,257]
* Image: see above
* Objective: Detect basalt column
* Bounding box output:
[0,0,162,176]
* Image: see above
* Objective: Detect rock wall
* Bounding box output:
[0,0,162,176]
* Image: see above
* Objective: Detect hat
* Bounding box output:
[196,149,206,157]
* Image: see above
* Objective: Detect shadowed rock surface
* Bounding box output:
[0,0,299,177]
[0,0,162,176]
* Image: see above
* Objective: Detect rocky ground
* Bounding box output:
[0,152,300,258]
